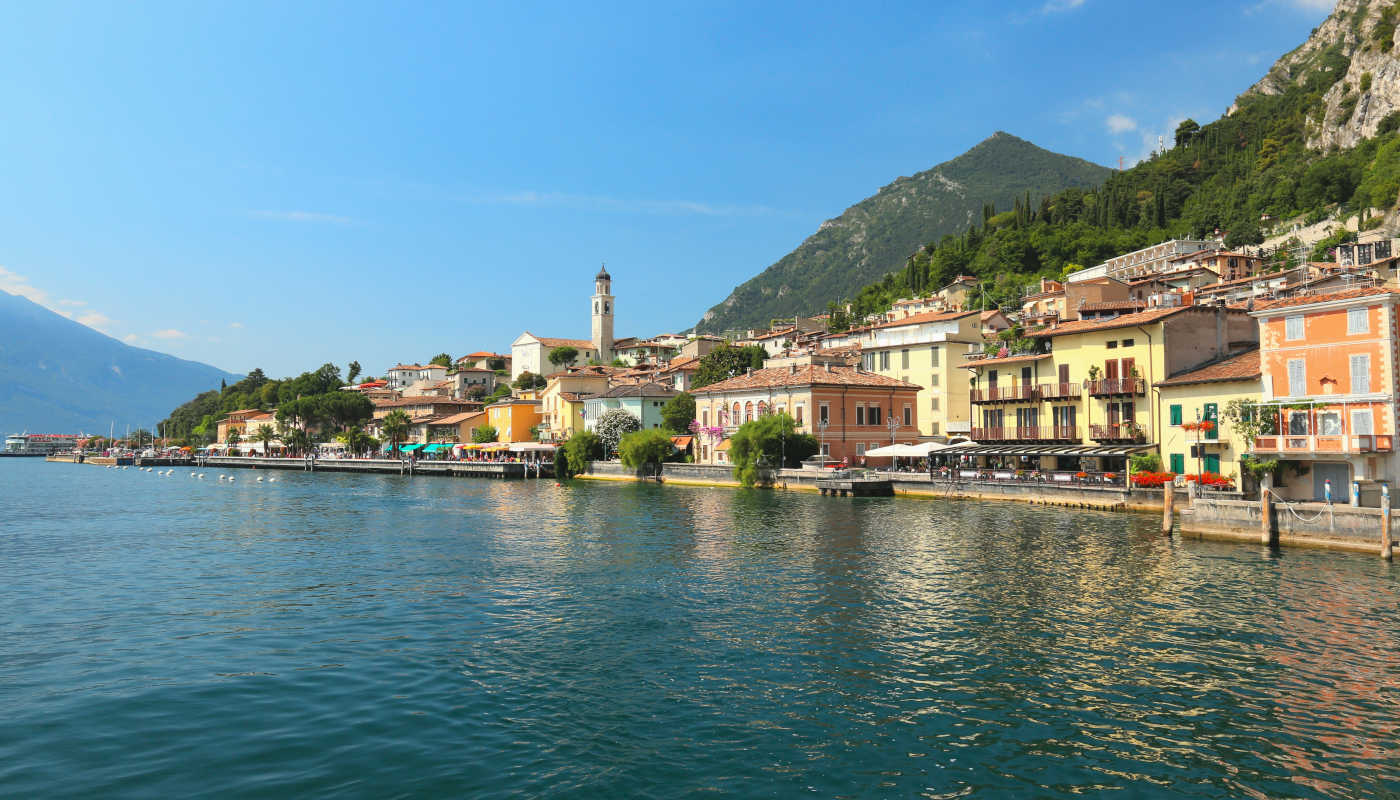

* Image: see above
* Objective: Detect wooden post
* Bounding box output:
[1381,482,1393,560]
[1260,471,1275,546]
[1161,481,1174,535]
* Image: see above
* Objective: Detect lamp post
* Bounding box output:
[817,419,829,460]
[1194,408,1203,498]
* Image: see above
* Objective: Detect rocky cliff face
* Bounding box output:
[1244,0,1400,151]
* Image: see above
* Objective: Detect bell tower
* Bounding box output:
[591,263,614,362]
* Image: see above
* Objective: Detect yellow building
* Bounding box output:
[963,305,1257,475]
[539,367,612,441]
[485,398,543,443]
[1156,349,1260,481]
[857,309,981,439]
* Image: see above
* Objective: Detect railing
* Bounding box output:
[970,384,1038,404]
[1253,434,1393,454]
[971,425,1080,442]
[1090,423,1147,443]
[1038,381,1081,400]
[942,467,1126,488]
[1087,378,1145,396]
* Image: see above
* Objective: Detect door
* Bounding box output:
[1312,462,1350,502]
[1203,403,1218,440]
[1203,453,1220,474]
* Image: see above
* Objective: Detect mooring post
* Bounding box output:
[1381,481,1393,560]
[1161,482,1174,535]
[1260,472,1276,546]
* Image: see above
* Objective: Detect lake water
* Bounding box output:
[2,460,1398,798]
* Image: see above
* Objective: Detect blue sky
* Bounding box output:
[0,0,1332,378]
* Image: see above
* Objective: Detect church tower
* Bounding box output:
[591,263,614,362]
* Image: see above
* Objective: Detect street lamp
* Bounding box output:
[817,418,829,460]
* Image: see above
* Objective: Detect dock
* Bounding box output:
[815,470,893,497]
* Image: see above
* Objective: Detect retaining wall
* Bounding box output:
[1181,497,1394,554]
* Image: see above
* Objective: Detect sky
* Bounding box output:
[0,0,1334,378]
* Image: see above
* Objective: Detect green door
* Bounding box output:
[1203,403,1219,440]
[1204,453,1220,474]
[1170,453,1185,474]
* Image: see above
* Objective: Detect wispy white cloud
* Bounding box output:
[1106,114,1138,134]
[229,321,245,329]
[151,328,188,340]
[0,266,50,306]
[1246,0,1332,15]
[1042,0,1085,12]
[250,210,353,224]
[0,266,118,335]
[57,298,87,307]
[473,190,785,217]
[123,334,141,344]
[77,312,114,331]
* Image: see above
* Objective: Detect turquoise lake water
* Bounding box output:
[2,459,1398,798]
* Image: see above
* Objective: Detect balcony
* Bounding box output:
[1038,381,1081,400]
[1252,434,1393,454]
[1087,378,1145,397]
[1090,423,1147,444]
[972,425,1080,443]
[970,384,1038,404]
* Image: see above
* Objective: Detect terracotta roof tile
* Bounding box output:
[534,336,595,349]
[1251,286,1397,312]
[693,365,920,394]
[1029,305,1195,337]
[1157,349,1260,387]
[874,309,978,329]
[964,352,1051,368]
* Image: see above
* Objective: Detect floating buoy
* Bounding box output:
[256,476,264,482]
[198,473,205,479]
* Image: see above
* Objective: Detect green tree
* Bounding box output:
[487,357,506,371]
[346,361,362,384]
[692,344,767,389]
[471,425,498,444]
[282,427,312,456]
[728,413,819,487]
[594,408,641,455]
[659,391,695,434]
[513,371,547,390]
[430,353,452,367]
[226,428,242,448]
[557,430,602,479]
[1173,118,1200,148]
[548,346,580,371]
[618,429,675,472]
[253,424,277,455]
[381,410,411,452]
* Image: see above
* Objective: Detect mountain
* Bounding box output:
[0,290,241,434]
[1242,0,1400,152]
[695,132,1112,333]
[823,0,1400,328]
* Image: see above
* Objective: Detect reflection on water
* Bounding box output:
[0,461,1397,798]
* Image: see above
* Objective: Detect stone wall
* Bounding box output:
[1181,497,1394,555]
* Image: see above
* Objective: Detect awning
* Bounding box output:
[940,443,1154,457]
[399,443,425,452]
[509,442,557,452]
[422,443,451,452]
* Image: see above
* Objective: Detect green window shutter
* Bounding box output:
[1204,453,1220,473]
[1170,453,1185,474]
[1169,404,1182,426]
[1203,403,1218,440]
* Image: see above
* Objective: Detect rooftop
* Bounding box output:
[1252,286,1397,313]
[873,309,978,329]
[597,382,678,399]
[1028,305,1195,337]
[1157,348,1260,387]
[694,364,920,394]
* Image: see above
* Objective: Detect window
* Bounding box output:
[1169,404,1182,426]
[929,421,939,434]
[1288,411,1310,435]
[903,405,912,426]
[929,373,940,387]
[1348,307,1369,335]
[1285,315,1304,340]
[796,404,805,423]
[1058,364,1070,384]
[1107,340,1118,349]
[901,349,910,369]
[1350,354,1371,394]
[1287,358,1306,397]
[929,396,940,411]
[856,443,866,456]
[1318,411,1342,436]
[879,351,891,370]
[1204,453,1220,473]
[1170,453,1185,474]
[870,405,881,425]
[701,410,709,426]
[819,403,829,424]
[820,443,830,456]
[1121,338,1134,348]
[930,347,940,367]
[863,353,875,371]
[1203,402,1218,440]
[856,405,865,426]
[1352,408,1375,435]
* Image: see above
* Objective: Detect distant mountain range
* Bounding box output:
[695,132,1112,333]
[0,290,241,434]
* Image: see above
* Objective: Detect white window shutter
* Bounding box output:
[1287,359,1305,397]
[1350,354,1371,394]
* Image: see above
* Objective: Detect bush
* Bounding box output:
[558,431,602,478]
[1129,451,1162,473]
[471,425,498,443]
[618,429,675,471]
[594,409,641,456]
[727,413,818,487]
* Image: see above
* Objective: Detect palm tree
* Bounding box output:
[382,410,411,454]
[253,424,277,456]
[283,428,311,456]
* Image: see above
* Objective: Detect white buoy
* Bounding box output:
[256,476,264,482]
[268,477,277,482]
[190,472,196,477]
[198,473,205,479]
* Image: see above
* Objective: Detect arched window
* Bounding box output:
[732,402,740,423]
[756,401,768,417]
[744,402,753,422]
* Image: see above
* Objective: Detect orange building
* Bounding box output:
[691,363,922,465]
[485,398,544,443]
[1250,287,1399,503]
